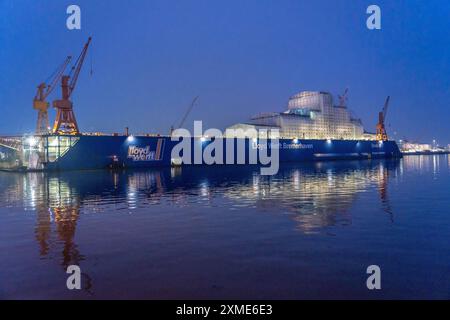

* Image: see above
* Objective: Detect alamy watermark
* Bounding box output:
[366,265,381,290]
[66,5,81,30]
[66,265,81,290]
[366,5,381,30]
[171,121,280,175]
[66,4,382,31]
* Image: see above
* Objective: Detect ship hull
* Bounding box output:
[0,135,402,171]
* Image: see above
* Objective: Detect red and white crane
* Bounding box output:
[52,37,92,135]
[376,96,390,141]
[33,56,72,134]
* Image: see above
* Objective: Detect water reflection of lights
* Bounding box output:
[171,167,182,178]
[292,170,301,191]
[8,173,91,292]
[327,169,333,186]
[126,171,167,208]
[1,161,403,252]
[200,181,210,197]
[433,155,439,176]
[222,162,399,233]
[252,175,260,194]
[402,154,448,174]
[113,172,119,189]
[127,187,138,210]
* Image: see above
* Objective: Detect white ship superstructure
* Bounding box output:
[227,91,374,140]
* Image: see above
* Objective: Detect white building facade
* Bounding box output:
[227,91,373,140]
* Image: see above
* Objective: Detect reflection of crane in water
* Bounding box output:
[32,174,92,293]
[53,205,84,269]
[35,206,51,256]
[376,162,394,222]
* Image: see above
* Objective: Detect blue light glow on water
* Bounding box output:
[0,155,449,299]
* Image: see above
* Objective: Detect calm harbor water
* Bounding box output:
[0,155,449,299]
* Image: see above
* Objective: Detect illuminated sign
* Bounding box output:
[128,146,155,161]
[251,142,313,150]
[282,143,313,150]
[127,139,164,161]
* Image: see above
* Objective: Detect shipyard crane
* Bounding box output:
[170,96,199,135]
[376,96,390,141]
[53,37,92,135]
[33,56,72,134]
[338,88,349,107]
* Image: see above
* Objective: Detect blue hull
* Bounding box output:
[39,135,402,171]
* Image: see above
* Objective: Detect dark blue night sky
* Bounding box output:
[1,0,449,144]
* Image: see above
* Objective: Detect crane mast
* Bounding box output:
[338,88,349,107]
[170,96,199,135]
[67,37,92,99]
[376,96,390,141]
[52,37,92,135]
[33,56,72,134]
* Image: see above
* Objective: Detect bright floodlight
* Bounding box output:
[293,138,299,143]
[27,137,37,147]
[326,139,332,144]
[127,135,135,142]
